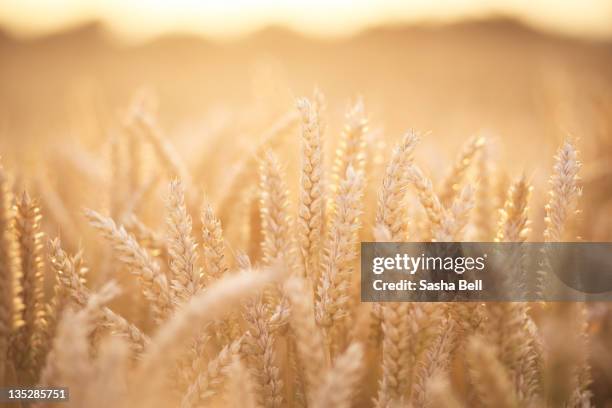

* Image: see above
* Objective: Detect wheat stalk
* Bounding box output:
[131,106,190,183]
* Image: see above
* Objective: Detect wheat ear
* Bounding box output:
[376,132,419,241]
[0,161,23,384]
[86,336,130,408]
[544,140,582,242]
[135,267,279,401]
[406,164,445,237]
[316,165,364,352]
[12,191,45,379]
[424,373,464,408]
[201,203,228,283]
[242,299,284,408]
[165,179,202,302]
[496,176,531,242]
[225,356,257,408]
[296,97,325,281]
[259,150,294,267]
[373,133,419,407]
[376,301,411,408]
[433,184,474,242]
[475,142,495,240]
[181,337,243,408]
[123,214,165,257]
[466,335,518,408]
[438,135,485,205]
[489,176,540,403]
[85,209,173,323]
[216,110,299,228]
[38,282,120,406]
[410,320,456,407]
[312,342,364,408]
[285,276,327,403]
[538,140,582,297]
[541,304,591,407]
[200,202,237,345]
[48,238,150,355]
[333,98,367,189]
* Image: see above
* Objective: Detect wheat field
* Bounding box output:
[1,20,612,408]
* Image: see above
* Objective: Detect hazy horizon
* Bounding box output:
[1,0,612,43]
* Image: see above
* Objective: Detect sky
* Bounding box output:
[1,0,612,42]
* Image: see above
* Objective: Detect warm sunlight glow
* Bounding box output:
[1,0,612,41]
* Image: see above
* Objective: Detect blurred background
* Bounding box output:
[0,0,611,238]
[1,2,612,403]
